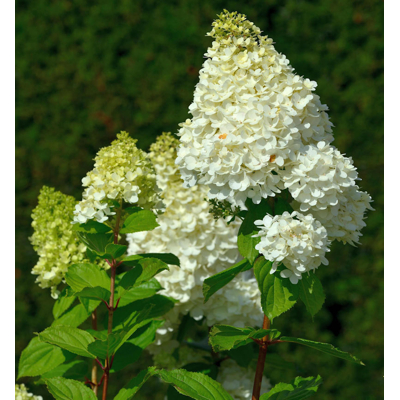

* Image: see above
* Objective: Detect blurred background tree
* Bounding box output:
[15,0,383,399]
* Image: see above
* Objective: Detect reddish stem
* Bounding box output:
[252,315,271,400]
[91,309,98,395]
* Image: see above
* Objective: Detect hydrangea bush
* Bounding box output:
[17,10,372,400]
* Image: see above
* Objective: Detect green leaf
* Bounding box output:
[52,303,94,328]
[274,198,294,215]
[38,326,96,359]
[120,209,159,234]
[41,360,88,381]
[254,258,298,321]
[113,295,176,331]
[156,369,233,400]
[96,243,128,260]
[237,199,272,264]
[72,220,112,234]
[44,377,97,400]
[74,286,111,303]
[76,231,114,253]
[123,253,180,267]
[209,325,280,352]
[117,279,162,308]
[114,367,157,400]
[298,273,325,317]
[18,337,67,378]
[260,376,323,400]
[53,291,76,319]
[228,343,256,368]
[203,259,252,303]
[65,263,110,292]
[111,320,164,372]
[279,337,365,365]
[182,363,218,380]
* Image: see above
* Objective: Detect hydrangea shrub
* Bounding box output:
[16,10,372,400]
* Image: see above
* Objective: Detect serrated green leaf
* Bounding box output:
[38,326,96,359]
[18,337,67,378]
[65,263,110,292]
[298,273,325,317]
[72,220,112,234]
[156,369,234,400]
[123,252,180,267]
[44,377,97,400]
[279,337,365,365]
[260,375,323,400]
[96,243,128,260]
[118,258,169,290]
[254,258,298,321]
[182,363,218,380]
[74,286,111,303]
[53,291,76,319]
[41,360,88,381]
[209,325,280,352]
[203,259,252,303]
[88,311,151,360]
[76,231,114,253]
[237,199,272,264]
[117,279,163,308]
[111,320,164,373]
[113,295,176,331]
[114,367,157,400]
[120,209,159,234]
[52,303,94,328]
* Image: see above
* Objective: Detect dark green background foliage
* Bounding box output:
[16,0,383,399]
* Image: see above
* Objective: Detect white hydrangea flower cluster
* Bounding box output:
[176,10,372,250]
[15,384,43,400]
[254,211,330,284]
[128,133,262,346]
[30,186,87,298]
[74,131,160,224]
[217,359,271,400]
[280,142,358,211]
[176,10,334,210]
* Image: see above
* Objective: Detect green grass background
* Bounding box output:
[16,0,383,398]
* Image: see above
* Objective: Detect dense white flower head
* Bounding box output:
[254,211,330,284]
[176,10,333,210]
[303,185,374,245]
[217,359,271,400]
[280,142,358,212]
[15,384,43,400]
[74,131,160,224]
[128,133,262,345]
[30,186,87,298]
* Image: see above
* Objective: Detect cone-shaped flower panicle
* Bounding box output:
[176,10,334,209]
[74,131,161,224]
[30,186,87,298]
[254,211,330,284]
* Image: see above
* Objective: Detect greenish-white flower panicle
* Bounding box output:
[30,186,87,298]
[128,133,262,345]
[74,131,161,224]
[15,384,43,400]
[254,211,330,284]
[176,10,334,210]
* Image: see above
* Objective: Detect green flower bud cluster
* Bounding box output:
[30,186,86,298]
[207,9,266,51]
[74,131,161,224]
